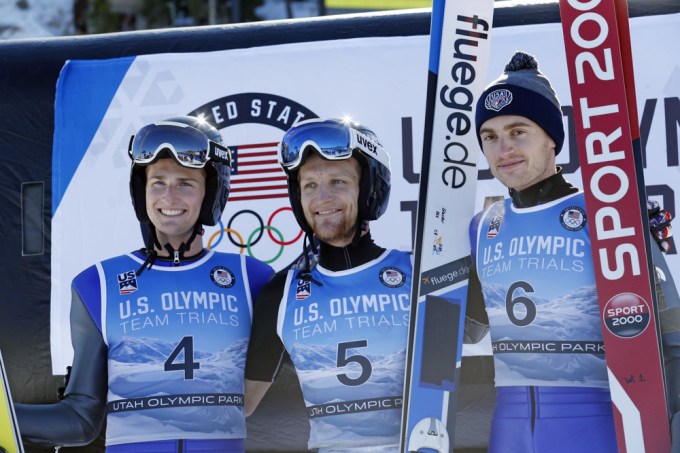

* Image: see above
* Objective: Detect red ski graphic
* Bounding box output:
[558,0,670,451]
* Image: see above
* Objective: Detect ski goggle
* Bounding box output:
[128,122,232,169]
[278,118,389,171]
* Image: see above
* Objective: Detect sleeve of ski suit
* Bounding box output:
[245,270,289,382]
[651,240,680,452]
[15,265,107,447]
[464,210,490,344]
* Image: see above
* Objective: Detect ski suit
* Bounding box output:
[16,249,273,452]
[246,234,411,452]
[468,170,680,452]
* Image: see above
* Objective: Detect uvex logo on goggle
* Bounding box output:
[213,146,230,161]
[356,133,378,155]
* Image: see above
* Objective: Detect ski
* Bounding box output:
[558,0,671,451]
[399,0,494,451]
[0,351,23,453]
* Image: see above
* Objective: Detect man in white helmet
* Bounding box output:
[15,116,274,452]
[245,118,411,452]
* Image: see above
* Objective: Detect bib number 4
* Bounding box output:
[164,336,200,379]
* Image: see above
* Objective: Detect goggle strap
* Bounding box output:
[207,142,233,166]
[128,134,136,159]
[349,129,390,168]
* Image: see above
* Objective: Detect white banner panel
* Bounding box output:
[51,14,680,372]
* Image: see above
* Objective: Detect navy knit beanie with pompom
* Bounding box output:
[475,51,565,154]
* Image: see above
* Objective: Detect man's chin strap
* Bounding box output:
[136,223,203,275]
[136,226,160,276]
[295,231,322,286]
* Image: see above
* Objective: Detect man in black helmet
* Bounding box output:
[245,118,410,452]
[468,51,678,452]
[15,116,274,452]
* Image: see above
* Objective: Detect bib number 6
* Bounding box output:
[506,281,536,327]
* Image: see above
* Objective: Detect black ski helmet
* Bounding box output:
[128,115,231,227]
[278,117,391,236]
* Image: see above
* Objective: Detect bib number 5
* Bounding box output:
[336,340,372,386]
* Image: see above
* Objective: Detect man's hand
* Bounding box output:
[648,200,673,253]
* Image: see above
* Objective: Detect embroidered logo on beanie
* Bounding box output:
[484,89,513,112]
[475,51,565,154]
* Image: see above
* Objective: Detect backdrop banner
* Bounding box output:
[51,14,680,373]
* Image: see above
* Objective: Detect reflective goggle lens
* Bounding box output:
[279,121,353,169]
[129,124,231,168]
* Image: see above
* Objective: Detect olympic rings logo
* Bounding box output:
[207,207,304,264]
[564,218,581,227]
[559,206,586,232]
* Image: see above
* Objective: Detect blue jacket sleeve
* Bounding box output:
[464,211,489,344]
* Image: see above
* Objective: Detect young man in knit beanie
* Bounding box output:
[466,51,678,452]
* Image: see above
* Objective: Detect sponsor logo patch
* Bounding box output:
[210,266,235,288]
[560,206,587,231]
[296,279,311,300]
[117,270,138,295]
[484,89,513,112]
[603,292,650,339]
[379,267,406,288]
[487,215,502,238]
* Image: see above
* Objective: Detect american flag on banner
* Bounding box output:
[228,141,289,202]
